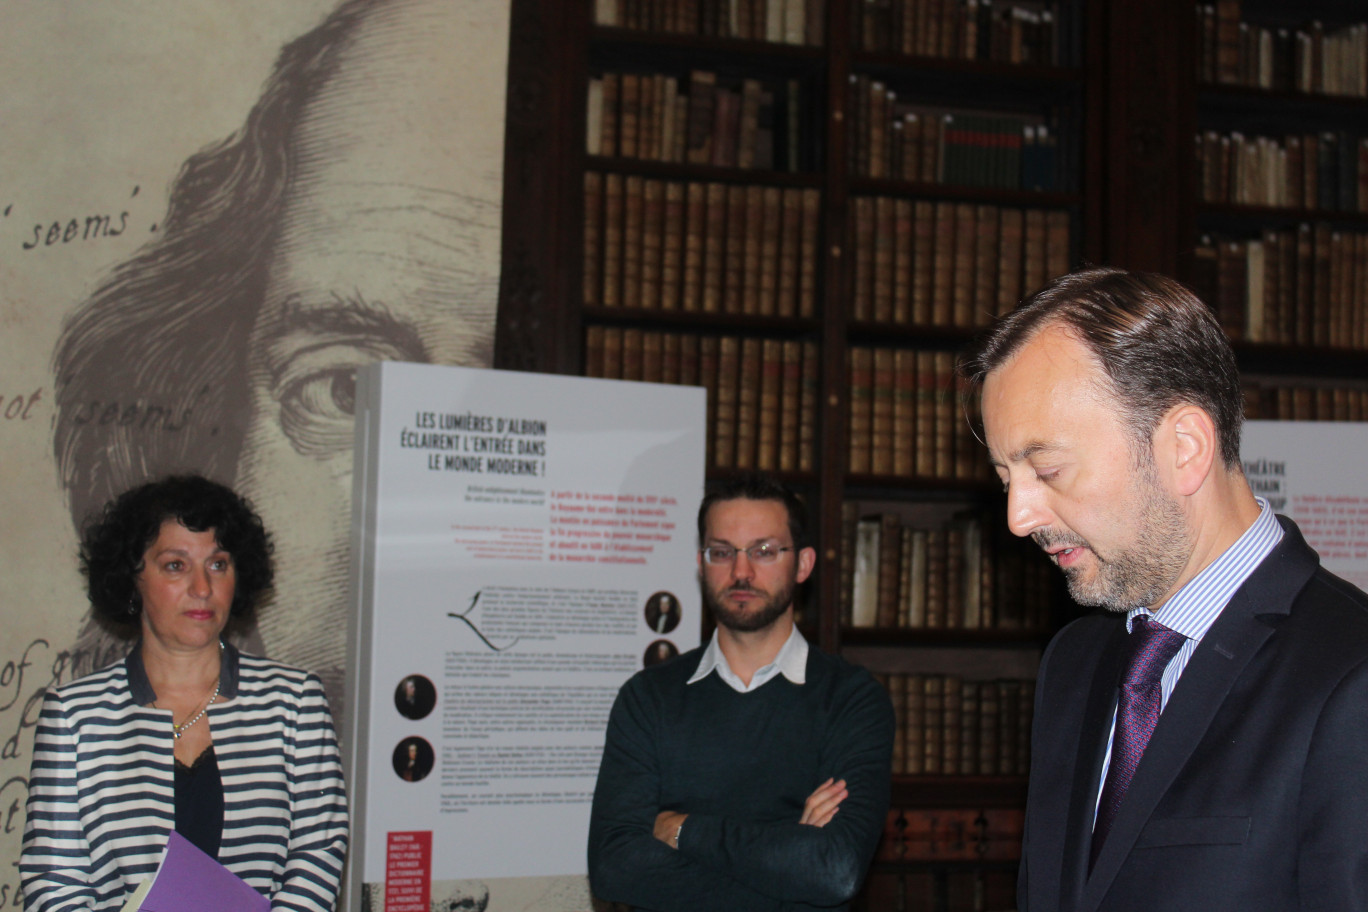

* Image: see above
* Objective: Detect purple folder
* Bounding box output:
[139,831,270,912]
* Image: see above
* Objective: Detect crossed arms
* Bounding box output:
[587,673,893,911]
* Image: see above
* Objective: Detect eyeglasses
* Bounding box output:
[700,543,795,566]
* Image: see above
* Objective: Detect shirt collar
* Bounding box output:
[687,623,808,693]
[1129,497,1283,641]
[126,639,241,704]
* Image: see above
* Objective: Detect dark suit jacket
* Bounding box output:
[1020,516,1368,912]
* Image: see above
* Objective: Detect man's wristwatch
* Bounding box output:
[673,820,683,849]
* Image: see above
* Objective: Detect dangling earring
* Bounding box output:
[128,597,138,617]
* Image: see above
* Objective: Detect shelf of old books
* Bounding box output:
[581,173,827,314]
[591,0,830,47]
[842,197,1074,330]
[1190,0,1368,354]
[575,5,1089,904]
[837,499,1055,637]
[585,66,825,176]
[864,801,1027,909]
[874,671,1037,781]
[850,0,1076,69]
[583,325,824,474]
[861,858,1019,912]
[1240,374,1368,421]
[845,65,1082,194]
[1196,0,1367,100]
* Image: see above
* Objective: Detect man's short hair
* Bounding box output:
[958,266,1244,467]
[697,471,811,549]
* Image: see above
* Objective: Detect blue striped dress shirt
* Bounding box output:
[1095,498,1284,818]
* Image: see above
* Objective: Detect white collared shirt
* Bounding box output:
[687,623,809,693]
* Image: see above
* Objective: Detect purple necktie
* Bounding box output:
[1091,615,1186,865]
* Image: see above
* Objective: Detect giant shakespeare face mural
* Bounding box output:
[2,0,544,907]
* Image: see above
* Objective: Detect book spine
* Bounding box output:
[602,174,625,308]
[873,196,895,323]
[675,182,704,312]
[848,347,874,474]
[852,196,875,321]
[799,189,821,318]
[851,516,881,627]
[779,339,802,472]
[584,325,606,378]
[892,348,916,477]
[964,205,995,329]
[622,175,644,308]
[777,188,802,318]
[702,182,727,313]
[700,335,721,466]
[622,327,643,381]
[951,201,976,327]
[757,337,783,470]
[799,341,819,472]
[912,200,935,324]
[640,178,664,309]
[735,337,762,468]
[620,72,641,159]
[723,184,749,314]
[876,512,902,627]
[661,182,685,310]
[914,350,935,477]
[892,198,913,324]
[583,172,604,308]
[870,347,896,476]
[931,201,956,325]
[603,326,624,379]
[641,330,663,384]
[661,331,682,385]
[760,187,783,316]
[715,335,740,466]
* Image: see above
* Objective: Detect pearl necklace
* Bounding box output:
[171,679,221,739]
[158,641,225,740]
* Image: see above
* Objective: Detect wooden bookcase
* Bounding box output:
[492,0,1368,907]
[1187,0,1368,419]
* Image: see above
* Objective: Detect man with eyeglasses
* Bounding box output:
[588,472,894,911]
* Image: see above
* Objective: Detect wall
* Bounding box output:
[0,1,508,906]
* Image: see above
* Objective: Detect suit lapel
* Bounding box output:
[1059,624,1128,911]
[1079,519,1318,910]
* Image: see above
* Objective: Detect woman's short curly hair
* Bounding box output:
[81,474,274,626]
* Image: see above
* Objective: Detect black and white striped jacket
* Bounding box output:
[21,643,348,911]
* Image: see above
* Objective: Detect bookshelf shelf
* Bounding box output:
[1198,85,1368,119]
[852,53,1080,84]
[584,155,827,185]
[591,26,829,61]
[583,305,822,331]
[849,178,1082,207]
[844,322,977,346]
[1187,0,1368,373]
[842,627,1051,647]
[841,474,997,496]
[891,776,1028,809]
[1197,204,1368,230]
[1235,343,1368,378]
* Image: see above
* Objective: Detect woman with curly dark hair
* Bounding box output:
[21,475,348,911]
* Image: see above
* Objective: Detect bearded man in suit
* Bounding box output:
[960,266,1368,912]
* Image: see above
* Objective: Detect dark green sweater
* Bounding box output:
[588,645,894,911]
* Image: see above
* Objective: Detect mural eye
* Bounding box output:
[278,367,357,458]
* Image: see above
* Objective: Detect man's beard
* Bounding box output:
[1033,468,1190,613]
[703,576,796,632]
